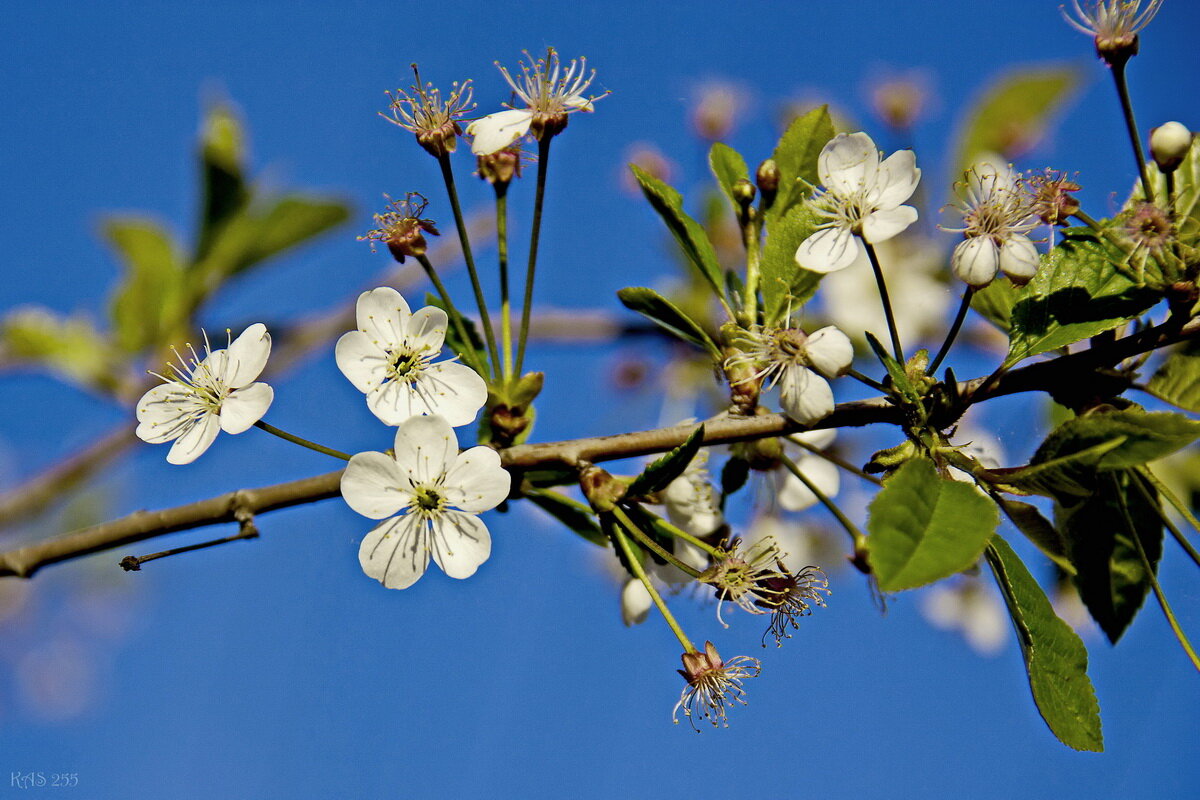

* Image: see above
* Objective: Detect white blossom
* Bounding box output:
[775,429,841,512]
[335,287,487,428]
[621,579,653,626]
[135,323,274,465]
[726,325,854,425]
[946,163,1040,287]
[922,577,1008,656]
[795,132,920,274]
[341,415,511,590]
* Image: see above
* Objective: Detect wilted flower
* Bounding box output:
[869,72,930,130]
[691,83,742,141]
[1026,169,1082,226]
[757,564,830,647]
[794,132,921,274]
[673,641,761,730]
[698,537,790,626]
[1062,0,1164,64]
[358,193,440,264]
[335,287,487,428]
[945,163,1040,287]
[341,415,511,589]
[1122,201,1175,279]
[725,324,853,425]
[382,65,475,158]
[468,48,605,155]
[135,324,273,465]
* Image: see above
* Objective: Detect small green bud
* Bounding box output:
[755,159,780,208]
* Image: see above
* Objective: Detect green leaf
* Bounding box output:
[1142,136,1200,240]
[103,217,187,353]
[1005,230,1159,366]
[630,164,724,297]
[985,437,1127,499]
[971,278,1021,333]
[866,458,999,592]
[708,142,749,214]
[770,106,834,216]
[616,287,721,357]
[720,457,750,502]
[760,204,823,326]
[0,307,124,393]
[996,497,1073,574]
[865,332,921,406]
[1058,471,1163,643]
[984,535,1103,752]
[1146,339,1200,412]
[526,489,606,547]
[195,102,249,260]
[1032,408,1200,473]
[626,425,706,498]
[952,66,1081,174]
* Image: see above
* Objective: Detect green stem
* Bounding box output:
[1135,468,1200,570]
[846,367,888,393]
[610,516,696,652]
[1114,475,1200,673]
[928,286,975,376]
[414,253,488,377]
[781,455,866,550]
[611,505,702,578]
[495,184,514,382]
[863,240,905,363]
[743,215,762,326]
[1110,61,1156,204]
[254,421,351,461]
[786,435,882,486]
[639,512,723,558]
[436,153,501,378]
[515,137,552,377]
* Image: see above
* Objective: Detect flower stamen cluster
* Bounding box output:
[698,537,789,627]
[383,65,475,158]
[673,641,761,730]
[1061,0,1164,65]
[944,163,1041,287]
[724,324,853,425]
[757,565,831,647]
[358,193,441,264]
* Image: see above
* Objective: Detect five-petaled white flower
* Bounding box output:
[795,132,921,274]
[135,323,274,465]
[335,287,487,428]
[946,163,1040,287]
[726,324,854,425]
[341,414,511,590]
[467,48,604,156]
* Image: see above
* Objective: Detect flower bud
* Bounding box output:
[477,147,523,187]
[579,464,627,513]
[733,178,756,208]
[1150,121,1194,173]
[756,159,780,208]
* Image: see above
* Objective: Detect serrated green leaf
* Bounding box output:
[760,204,823,326]
[1033,409,1200,473]
[709,142,749,214]
[103,217,187,353]
[953,66,1080,174]
[996,497,1073,574]
[526,489,606,547]
[626,425,706,498]
[986,437,1127,499]
[196,102,249,260]
[1005,230,1159,366]
[985,535,1103,752]
[616,287,721,357]
[1058,470,1163,643]
[770,106,834,217]
[0,307,124,393]
[630,164,724,297]
[972,278,1020,332]
[1146,339,1200,412]
[867,457,999,591]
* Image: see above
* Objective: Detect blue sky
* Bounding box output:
[1,1,1198,797]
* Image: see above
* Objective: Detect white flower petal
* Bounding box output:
[443,446,511,513]
[791,427,836,451]
[165,413,221,465]
[780,367,834,425]
[224,323,272,388]
[341,451,410,519]
[467,109,533,156]
[334,330,388,394]
[429,510,492,579]
[819,132,880,196]
[621,579,652,626]
[861,205,918,243]
[359,515,430,590]
[218,382,274,434]
[804,326,854,378]
[952,237,1000,287]
[998,235,1040,285]
[406,306,449,354]
[135,383,195,442]
[795,226,863,274]
[411,361,488,428]
[870,150,921,209]
[391,415,458,485]
[355,287,411,345]
[365,380,420,426]
[777,456,840,512]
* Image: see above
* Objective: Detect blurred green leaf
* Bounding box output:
[1,307,123,393]
[617,287,720,357]
[630,164,725,298]
[971,278,1020,332]
[1032,409,1200,473]
[1146,339,1200,412]
[760,203,822,326]
[985,535,1103,752]
[526,489,606,547]
[996,497,1073,573]
[770,105,834,216]
[196,102,249,260]
[626,425,705,498]
[708,142,749,214]
[103,217,187,353]
[953,66,1081,172]
[986,438,1127,499]
[866,457,999,592]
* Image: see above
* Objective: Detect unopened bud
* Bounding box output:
[732,437,783,472]
[733,178,756,208]
[477,148,523,186]
[579,464,627,513]
[1150,122,1194,173]
[755,159,780,208]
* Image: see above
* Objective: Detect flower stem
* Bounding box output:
[928,286,975,376]
[254,421,351,461]
[436,153,502,378]
[611,505,702,578]
[495,183,514,382]
[846,367,888,393]
[610,516,697,653]
[415,253,489,377]
[1110,61,1156,204]
[863,240,905,363]
[1135,468,1200,570]
[781,455,866,551]
[515,137,552,377]
[639,512,723,558]
[742,215,762,326]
